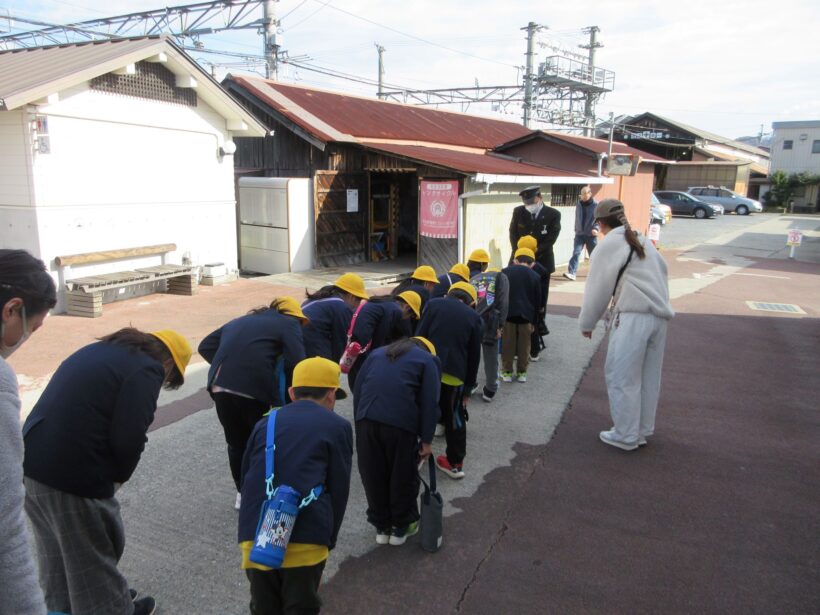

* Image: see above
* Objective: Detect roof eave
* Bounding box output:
[474,173,612,185]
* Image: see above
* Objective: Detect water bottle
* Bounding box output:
[339,340,364,374]
[249,485,301,568]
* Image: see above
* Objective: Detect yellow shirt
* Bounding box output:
[240,541,328,570]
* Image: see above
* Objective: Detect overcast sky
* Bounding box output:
[4,0,819,140]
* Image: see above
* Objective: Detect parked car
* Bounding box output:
[654,191,723,219]
[650,193,672,225]
[687,186,762,215]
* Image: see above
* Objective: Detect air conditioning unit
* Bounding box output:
[607,154,642,176]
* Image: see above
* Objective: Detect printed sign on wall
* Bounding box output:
[419,180,459,238]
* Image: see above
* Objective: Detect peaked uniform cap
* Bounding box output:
[150,329,192,376]
[448,263,470,282]
[397,291,422,319]
[516,235,538,251]
[293,357,347,400]
[515,247,535,260]
[468,249,490,263]
[411,265,439,284]
[448,281,477,304]
[334,273,369,299]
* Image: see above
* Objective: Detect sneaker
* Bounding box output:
[434,423,445,437]
[481,386,495,403]
[468,383,479,396]
[435,455,465,479]
[389,521,419,546]
[375,528,391,545]
[130,589,139,602]
[501,372,513,383]
[133,596,156,615]
[638,436,648,447]
[234,492,242,510]
[516,372,527,383]
[599,430,639,451]
[529,353,540,362]
[563,272,576,281]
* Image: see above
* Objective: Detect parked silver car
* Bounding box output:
[687,186,763,215]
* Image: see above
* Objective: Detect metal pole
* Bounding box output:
[375,43,385,99]
[522,22,537,129]
[607,111,615,160]
[263,0,278,79]
[581,26,601,136]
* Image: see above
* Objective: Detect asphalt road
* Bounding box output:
[658,212,778,249]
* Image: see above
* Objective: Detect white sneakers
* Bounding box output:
[598,430,639,451]
[563,272,576,281]
[234,492,242,510]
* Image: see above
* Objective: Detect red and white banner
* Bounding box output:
[419,180,459,238]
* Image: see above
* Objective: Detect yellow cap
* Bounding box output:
[514,247,535,260]
[517,235,538,251]
[274,296,308,321]
[448,281,477,304]
[292,357,347,400]
[468,249,490,264]
[411,265,439,285]
[398,290,422,319]
[412,336,436,356]
[151,329,192,377]
[448,263,470,282]
[334,273,369,300]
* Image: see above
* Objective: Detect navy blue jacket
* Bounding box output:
[391,280,431,307]
[532,262,550,310]
[302,297,353,362]
[350,300,406,350]
[353,346,442,442]
[238,401,353,550]
[431,272,466,299]
[415,297,482,388]
[23,342,164,499]
[502,264,542,325]
[199,310,305,407]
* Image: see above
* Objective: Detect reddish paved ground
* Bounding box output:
[320,256,820,614]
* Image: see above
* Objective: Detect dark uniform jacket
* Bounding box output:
[391,280,431,307]
[415,297,482,389]
[199,310,305,407]
[509,204,562,273]
[238,401,353,550]
[353,346,442,443]
[301,297,353,362]
[431,272,465,299]
[23,342,164,499]
[502,264,542,325]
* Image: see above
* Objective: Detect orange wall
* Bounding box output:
[589,166,655,232]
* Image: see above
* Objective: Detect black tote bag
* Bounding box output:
[419,459,443,552]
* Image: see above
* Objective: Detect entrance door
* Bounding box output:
[314,171,367,267]
[368,172,418,264]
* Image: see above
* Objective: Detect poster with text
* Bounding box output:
[419,180,459,238]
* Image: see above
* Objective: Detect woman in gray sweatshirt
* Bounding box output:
[579,200,675,452]
[0,249,56,614]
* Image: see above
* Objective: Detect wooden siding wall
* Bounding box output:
[314,171,367,267]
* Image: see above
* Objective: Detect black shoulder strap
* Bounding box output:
[612,246,636,299]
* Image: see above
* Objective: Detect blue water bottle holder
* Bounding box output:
[249,409,323,569]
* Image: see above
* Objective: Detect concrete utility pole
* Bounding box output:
[263,0,278,79]
[580,25,602,136]
[375,43,385,99]
[522,21,540,129]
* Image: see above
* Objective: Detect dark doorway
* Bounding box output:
[368,171,418,264]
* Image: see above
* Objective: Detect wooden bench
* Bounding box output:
[55,244,198,318]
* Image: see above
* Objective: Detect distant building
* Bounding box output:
[770,120,820,212]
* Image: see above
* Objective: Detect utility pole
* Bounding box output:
[607,111,615,160]
[521,21,541,129]
[579,25,602,136]
[375,43,385,99]
[263,0,278,79]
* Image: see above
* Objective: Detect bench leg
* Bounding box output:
[65,290,103,318]
[166,274,198,296]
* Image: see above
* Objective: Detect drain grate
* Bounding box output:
[746,301,806,314]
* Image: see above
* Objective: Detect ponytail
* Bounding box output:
[597,213,646,260]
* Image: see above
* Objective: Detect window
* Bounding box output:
[690,188,703,195]
[783,140,793,150]
[719,189,734,197]
[813,140,820,154]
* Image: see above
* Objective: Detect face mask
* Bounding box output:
[0,306,29,359]
[526,203,541,214]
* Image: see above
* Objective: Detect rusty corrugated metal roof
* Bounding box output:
[495,130,667,162]
[228,75,532,148]
[360,141,591,177]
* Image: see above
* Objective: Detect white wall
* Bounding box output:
[0,109,41,255]
[770,125,820,175]
[3,85,242,311]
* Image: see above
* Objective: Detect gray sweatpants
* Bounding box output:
[24,478,134,615]
[482,342,500,393]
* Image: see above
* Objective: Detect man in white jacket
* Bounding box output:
[579,199,675,451]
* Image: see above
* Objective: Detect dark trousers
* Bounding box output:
[531,274,551,354]
[440,383,467,465]
[212,392,269,490]
[246,562,325,615]
[355,419,420,530]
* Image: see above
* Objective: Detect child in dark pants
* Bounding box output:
[238,358,353,615]
[353,337,441,545]
[415,282,482,480]
[501,248,542,383]
[517,235,550,360]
